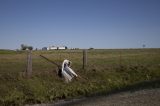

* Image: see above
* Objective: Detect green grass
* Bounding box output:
[0,49,17,55]
[0,49,160,105]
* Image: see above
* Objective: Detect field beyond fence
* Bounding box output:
[0,49,160,105]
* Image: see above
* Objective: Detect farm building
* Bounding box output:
[58,46,67,50]
[47,46,67,50]
[49,46,57,50]
[42,47,47,50]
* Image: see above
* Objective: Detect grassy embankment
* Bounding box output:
[0,49,160,105]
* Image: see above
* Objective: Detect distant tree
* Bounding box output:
[21,44,33,50]
[89,47,94,50]
[28,46,33,50]
[21,44,27,50]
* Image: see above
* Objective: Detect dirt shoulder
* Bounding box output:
[51,88,160,106]
[26,80,160,106]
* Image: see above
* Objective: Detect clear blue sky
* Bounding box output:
[0,0,160,49]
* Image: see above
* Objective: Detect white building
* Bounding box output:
[47,46,67,50]
[50,46,58,50]
[58,46,66,50]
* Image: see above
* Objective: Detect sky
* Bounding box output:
[0,0,160,49]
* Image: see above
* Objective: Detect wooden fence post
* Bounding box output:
[26,50,32,78]
[83,49,87,69]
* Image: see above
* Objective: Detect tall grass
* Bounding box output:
[0,49,160,105]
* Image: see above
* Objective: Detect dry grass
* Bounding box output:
[0,49,160,105]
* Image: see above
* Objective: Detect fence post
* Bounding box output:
[83,49,87,69]
[119,50,122,66]
[26,50,32,78]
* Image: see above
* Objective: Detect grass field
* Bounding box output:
[0,49,160,105]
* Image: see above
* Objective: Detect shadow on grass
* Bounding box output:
[53,79,160,106]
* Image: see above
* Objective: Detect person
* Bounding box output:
[61,59,78,83]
